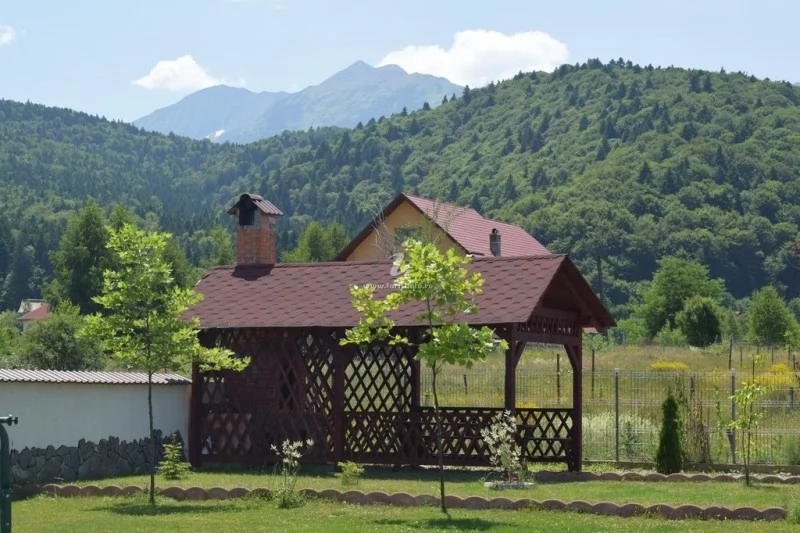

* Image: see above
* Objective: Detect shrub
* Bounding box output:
[158,437,190,480]
[655,326,687,348]
[480,410,527,483]
[655,392,683,474]
[676,296,722,347]
[336,461,364,486]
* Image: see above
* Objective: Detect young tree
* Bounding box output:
[675,296,722,347]
[341,239,506,514]
[747,286,794,347]
[81,224,249,505]
[17,302,104,370]
[729,381,772,485]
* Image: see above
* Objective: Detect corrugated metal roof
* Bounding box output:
[0,369,191,385]
[226,193,283,217]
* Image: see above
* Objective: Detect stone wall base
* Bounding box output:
[10,430,183,484]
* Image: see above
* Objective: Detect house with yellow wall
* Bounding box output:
[334,193,550,261]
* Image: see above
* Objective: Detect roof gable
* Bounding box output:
[333,193,549,260]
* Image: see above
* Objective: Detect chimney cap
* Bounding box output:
[227,193,284,217]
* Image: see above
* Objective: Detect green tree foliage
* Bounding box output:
[81,224,249,505]
[2,60,800,314]
[0,310,21,365]
[747,285,794,346]
[17,302,103,370]
[282,221,349,262]
[205,225,235,266]
[341,239,507,514]
[48,200,111,314]
[675,295,722,347]
[655,392,683,474]
[633,257,724,338]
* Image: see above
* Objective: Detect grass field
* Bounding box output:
[13,493,800,533]
[66,464,800,510]
[421,343,800,464]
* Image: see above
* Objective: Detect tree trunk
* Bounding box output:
[148,370,156,505]
[431,363,447,514]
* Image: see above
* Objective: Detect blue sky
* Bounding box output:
[1,0,797,122]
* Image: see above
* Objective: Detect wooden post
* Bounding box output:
[504,330,518,412]
[332,345,347,464]
[728,337,733,369]
[556,351,562,404]
[591,349,596,398]
[188,362,202,467]
[566,344,583,472]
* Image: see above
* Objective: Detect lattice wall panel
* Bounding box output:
[196,328,336,461]
[517,409,573,460]
[344,344,413,413]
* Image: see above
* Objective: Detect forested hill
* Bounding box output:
[1,58,799,317]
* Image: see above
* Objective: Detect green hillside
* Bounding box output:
[1,58,799,317]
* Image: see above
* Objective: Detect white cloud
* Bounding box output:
[132,55,246,92]
[0,25,17,46]
[378,29,569,87]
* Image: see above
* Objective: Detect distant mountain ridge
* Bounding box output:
[133,61,462,143]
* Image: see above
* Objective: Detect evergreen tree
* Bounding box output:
[655,392,683,474]
[49,200,110,314]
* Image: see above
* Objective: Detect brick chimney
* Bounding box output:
[227,193,283,266]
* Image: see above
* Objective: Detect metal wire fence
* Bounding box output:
[421,367,800,465]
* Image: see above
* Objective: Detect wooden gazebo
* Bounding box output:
[186,254,614,472]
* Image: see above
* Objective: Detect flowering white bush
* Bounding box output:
[480,410,526,482]
[271,438,314,508]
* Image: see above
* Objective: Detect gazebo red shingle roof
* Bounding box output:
[187,254,614,330]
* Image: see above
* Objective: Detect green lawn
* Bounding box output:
[67,465,800,510]
[12,494,800,533]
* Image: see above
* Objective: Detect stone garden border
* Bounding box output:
[11,483,791,522]
[532,470,800,484]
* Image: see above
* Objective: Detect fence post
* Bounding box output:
[730,370,737,464]
[556,352,562,404]
[791,387,795,410]
[771,345,775,363]
[463,374,468,396]
[739,346,743,366]
[614,368,620,463]
[728,337,733,369]
[591,349,595,398]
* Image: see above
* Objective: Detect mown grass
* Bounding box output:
[68,464,800,510]
[13,493,800,533]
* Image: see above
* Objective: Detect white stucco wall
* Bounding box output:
[0,382,190,451]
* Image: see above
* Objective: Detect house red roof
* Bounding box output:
[19,304,50,321]
[334,193,550,260]
[186,255,614,331]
